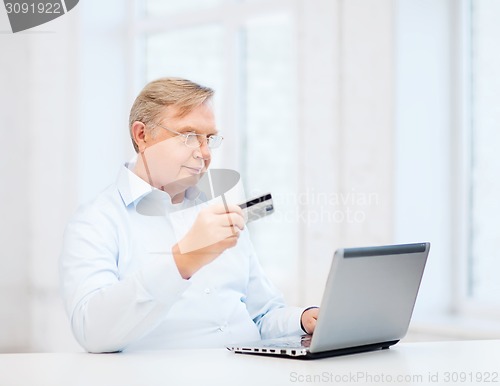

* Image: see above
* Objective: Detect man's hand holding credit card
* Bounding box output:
[237,193,274,223]
[172,193,273,278]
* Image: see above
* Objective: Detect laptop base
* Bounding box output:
[231,340,399,360]
[301,340,399,359]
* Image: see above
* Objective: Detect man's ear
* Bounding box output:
[131,121,147,152]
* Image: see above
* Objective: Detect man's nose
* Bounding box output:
[195,139,211,160]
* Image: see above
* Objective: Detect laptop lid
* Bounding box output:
[309,242,430,353]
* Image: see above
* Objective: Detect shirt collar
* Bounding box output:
[117,156,202,207]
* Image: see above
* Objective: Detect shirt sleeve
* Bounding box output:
[59,204,190,353]
[240,231,306,339]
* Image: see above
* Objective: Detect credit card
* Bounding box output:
[238,193,274,223]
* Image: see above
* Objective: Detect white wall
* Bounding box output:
[0,9,31,352]
[0,6,81,351]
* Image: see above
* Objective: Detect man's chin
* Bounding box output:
[162,173,201,193]
[182,173,202,186]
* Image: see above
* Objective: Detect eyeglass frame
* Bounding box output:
[151,122,224,149]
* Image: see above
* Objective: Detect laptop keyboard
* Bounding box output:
[260,335,312,348]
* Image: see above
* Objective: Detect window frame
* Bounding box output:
[455,0,500,318]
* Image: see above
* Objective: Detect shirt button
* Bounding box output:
[204,288,211,294]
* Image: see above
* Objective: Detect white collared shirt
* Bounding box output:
[60,161,304,353]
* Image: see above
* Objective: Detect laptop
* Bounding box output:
[227,242,430,359]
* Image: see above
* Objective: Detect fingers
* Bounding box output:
[210,203,243,216]
[218,233,239,250]
[188,203,244,253]
[309,314,318,330]
[208,204,245,231]
[219,224,241,240]
[219,212,245,231]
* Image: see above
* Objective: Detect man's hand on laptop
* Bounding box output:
[301,307,319,334]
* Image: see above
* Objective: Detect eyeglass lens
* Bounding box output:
[185,134,222,149]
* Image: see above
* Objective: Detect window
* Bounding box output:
[242,13,298,293]
[145,0,226,16]
[469,0,500,305]
[137,0,300,302]
[145,24,225,131]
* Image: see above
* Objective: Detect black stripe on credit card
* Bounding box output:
[238,193,272,209]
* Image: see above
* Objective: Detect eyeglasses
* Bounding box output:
[154,123,224,149]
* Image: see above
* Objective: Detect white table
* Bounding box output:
[1,340,499,386]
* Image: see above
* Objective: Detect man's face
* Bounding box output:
[137,102,217,199]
